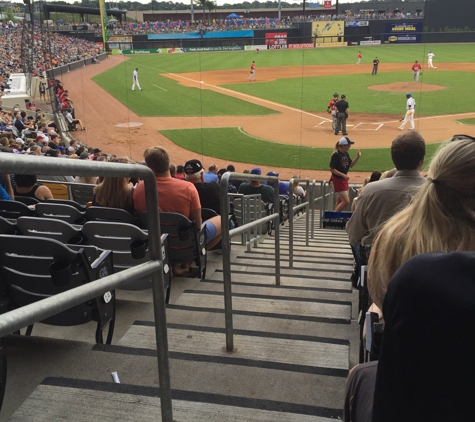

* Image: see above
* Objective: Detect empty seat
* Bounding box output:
[0,235,115,344]
[14,196,39,206]
[46,199,86,212]
[16,216,84,244]
[70,184,95,206]
[0,200,35,219]
[41,183,70,200]
[86,206,139,226]
[35,203,86,224]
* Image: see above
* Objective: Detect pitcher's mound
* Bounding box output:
[368,82,445,92]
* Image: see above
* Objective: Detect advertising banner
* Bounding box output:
[245,45,267,51]
[312,21,344,38]
[288,43,315,49]
[383,22,423,44]
[186,46,244,52]
[265,32,288,46]
[315,42,347,48]
[360,40,381,46]
[345,21,369,27]
[324,0,332,8]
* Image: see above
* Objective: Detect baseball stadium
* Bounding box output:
[0,0,474,420]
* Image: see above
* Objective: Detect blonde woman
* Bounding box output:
[93,157,135,215]
[368,136,475,312]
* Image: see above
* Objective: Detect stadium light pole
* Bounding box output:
[335,0,339,15]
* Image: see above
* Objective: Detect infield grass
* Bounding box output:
[456,118,475,125]
[160,127,442,172]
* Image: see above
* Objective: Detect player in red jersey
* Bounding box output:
[327,92,340,132]
[248,61,256,81]
[412,60,422,82]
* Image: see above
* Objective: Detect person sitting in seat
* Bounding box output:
[0,173,14,200]
[184,159,221,215]
[93,157,135,215]
[238,168,274,203]
[63,110,85,131]
[13,174,54,201]
[133,147,222,276]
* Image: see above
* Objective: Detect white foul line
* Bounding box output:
[152,84,167,91]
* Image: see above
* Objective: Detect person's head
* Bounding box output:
[406,92,412,99]
[144,147,170,175]
[29,145,41,156]
[341,94,346,101]
[184,159,204,182]
[335,136,354,153]
[135,67,138,71]
[94,157,133,209]
[391,131,425,170]
[415,60,418,63]
[333,92,339,99]
[176,165,185,175]
[93,148,102,156]
[169,163,176,177]
[208,164,218,174]
[226,164,235,172]
[15,174,37,187]
[369,171,382,183]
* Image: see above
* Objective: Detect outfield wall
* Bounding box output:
[46,53,108,79]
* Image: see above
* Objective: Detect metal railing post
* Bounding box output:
[304,179,310,247]
[273,177,281,286]
[288,177,294,268]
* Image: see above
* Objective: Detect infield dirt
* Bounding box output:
[58,56,475,182]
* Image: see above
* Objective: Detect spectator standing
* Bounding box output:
[203,164,218,183]
[132,68,142,91]
[329,137,361,212]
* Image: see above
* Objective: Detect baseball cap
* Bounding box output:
[45,149,58,157]
[267,171,279,177]
[341,94,346,99]
[250,168,261,175]
[406,93,412,98]
[338,137,355,146]
[184,159,203,174]
[79,151,90,159]
[15,137,24,144]
[93,148,102,154]
[333,92,339,97]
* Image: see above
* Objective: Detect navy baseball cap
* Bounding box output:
[339,137,355,146]
[406,93,412,98]
[267,171,279,177]
[250,168,261,175]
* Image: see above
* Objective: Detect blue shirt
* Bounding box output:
[0,185,11,200]
[203,171,218,183]
[267,181,290,196]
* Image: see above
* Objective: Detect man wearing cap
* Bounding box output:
[346,132,425,248]
[329,137,361,211]
[334,94,349,136]
[398,93,416,131]
[238,168,275,203]
[92,148,102,160]
[327,93,339,133]
[266,171,290,196]
[185,159,221,215]
[133,147,222,275]
[132,68,142,91]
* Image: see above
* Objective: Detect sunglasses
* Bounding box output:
[451,134,475,142]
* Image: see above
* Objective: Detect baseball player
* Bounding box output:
[356,51,362,65]
[412,61,422,82]
[327,92,339,132]
[398,93,416,131]
[132,68,142,91]
[427,51,436,68]
[372,57,379,75]
[248,61,256,81]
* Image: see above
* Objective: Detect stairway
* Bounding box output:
[3,216,358,421]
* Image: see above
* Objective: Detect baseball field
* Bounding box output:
[63,43,475,180]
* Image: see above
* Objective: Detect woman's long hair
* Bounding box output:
[93,157,133,210]
[368,139,475,309]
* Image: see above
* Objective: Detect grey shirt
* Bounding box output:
[346,170,425,246]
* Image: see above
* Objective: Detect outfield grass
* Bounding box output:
[160,127,442,171]
[92,61,276,117]
[456,118,475,125]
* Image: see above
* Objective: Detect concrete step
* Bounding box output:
[233,256,353,272]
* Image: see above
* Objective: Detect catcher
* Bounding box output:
[327,92,340,132]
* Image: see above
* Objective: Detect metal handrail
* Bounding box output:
[0,154,173,422]
[219,172,280,352]
[288,178,310,268]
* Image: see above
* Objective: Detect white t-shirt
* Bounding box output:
[427,52,434,60]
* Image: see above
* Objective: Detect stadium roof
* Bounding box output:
[43,3,127,21]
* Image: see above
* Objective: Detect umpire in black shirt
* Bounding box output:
[335,94,349,136]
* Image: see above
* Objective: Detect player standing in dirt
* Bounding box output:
[356,51,362,65]
[412,60,422,82]
[371,57,379,75]
[398,93,416,131]
[327,92,340,132]
[427,51,436,68]
[248,61,256,81]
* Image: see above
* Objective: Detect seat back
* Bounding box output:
[41,183,70,200]
[16,216,83,244]
[70,184,95,206]
[35,203,86,224]
[0,235,114,343]
[0,216,16,234]
[45,199,86,212]
[86,206,139,225]
[82,221,171,296]
[159,212,206,278]
[0,200,35,219]
[15,196,39,206]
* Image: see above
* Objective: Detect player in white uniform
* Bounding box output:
[132,68,142,91]
[399,93,416,131]
[427,51,436,68]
